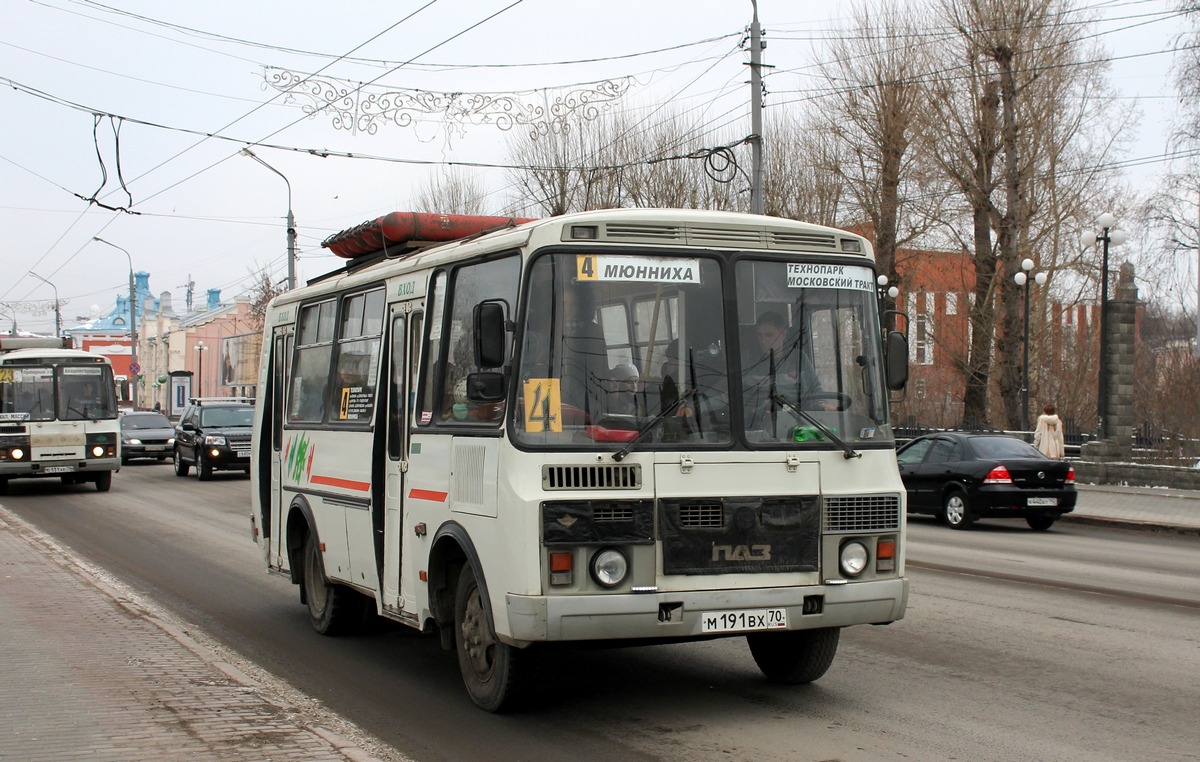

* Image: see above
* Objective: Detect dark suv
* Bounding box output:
[173,400,254,480]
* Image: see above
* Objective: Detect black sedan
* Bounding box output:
[896,432,1076,530]
[119,411,176,463]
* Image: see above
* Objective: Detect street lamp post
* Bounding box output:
[1014,258,1047,432]
[91,237,139,410]
[240,148,297,290]
[1080,214,1126,440]
[28,271,61,336]
[195,341,208,399]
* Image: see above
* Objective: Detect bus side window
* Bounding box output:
[436,256,520,425]
[289,299,335,424]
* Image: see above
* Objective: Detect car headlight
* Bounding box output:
[125,438,142,445]
[589,548,629,589]
[839,541,869,578]
[167,437,175,446]
[204,435,227,446]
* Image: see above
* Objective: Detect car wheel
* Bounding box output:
[1026,516,1056,531]
[0,477,8,495]
[196,448,212,481]
[942,489,975,529]
[747,627,841,684]
[173,447,190,477]
[301,531,363,636]
[455,563,528,712]
[94,471,112,492]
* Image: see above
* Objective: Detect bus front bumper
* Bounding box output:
[0,458,120,478]
[503,577,909,644]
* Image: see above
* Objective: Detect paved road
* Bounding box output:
[2,468,1197,761]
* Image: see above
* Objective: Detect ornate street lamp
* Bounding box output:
[1014,258,1047,431]
[1080,214,1126,440]
[195,341,208,399]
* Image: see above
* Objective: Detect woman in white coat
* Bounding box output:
[1033,403,1065,459]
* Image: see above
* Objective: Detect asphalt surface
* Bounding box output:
[0,480,1195,760]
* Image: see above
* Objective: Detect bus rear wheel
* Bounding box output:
[94,471,112,492]
[454,564,526,712]
[301,532,361,636]
[747,627,840,684]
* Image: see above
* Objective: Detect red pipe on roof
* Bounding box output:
[321,211,536,259]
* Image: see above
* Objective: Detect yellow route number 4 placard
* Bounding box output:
[523,378,563,433]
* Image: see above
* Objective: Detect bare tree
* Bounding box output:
[925,0,1129,429]
[413,168,492,215]
[813,1,940,296]
[245,267,286,334]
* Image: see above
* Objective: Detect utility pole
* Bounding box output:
[748,0,766,215]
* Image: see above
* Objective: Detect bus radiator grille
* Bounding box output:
[542,464,642,490]
[823,495,901,533]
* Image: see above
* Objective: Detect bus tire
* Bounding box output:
[747,627,840,684]
[0,478,7,495]
[173,447,190,477]
[94,471,112,492]
[454,563,526,712]
[301,532,360,636]
[196,449,212,481]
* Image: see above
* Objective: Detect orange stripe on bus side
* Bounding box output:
[309,474,371,492]
[408,488,449,502]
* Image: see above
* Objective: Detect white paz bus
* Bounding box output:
[250,208,910,711]
[0,338,121,493]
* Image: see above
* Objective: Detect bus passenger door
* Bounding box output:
[268,329,292,569]
[381,309,420,612]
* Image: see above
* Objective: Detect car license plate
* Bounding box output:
[1028,497,1058,506]
[43,465,74,474]
[146,445,165,451]
[701,608,788,633]
[235,450,251,458]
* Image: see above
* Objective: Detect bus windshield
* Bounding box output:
[511,253,893,449]
[0,363,117,422]
[0,366,56,422]
[513,252,731,448]
[736,259,892,445]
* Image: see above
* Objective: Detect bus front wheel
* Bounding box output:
[94,471,112,492]
[454,564,526,712]
[301,532,360,636]
[747,627,840,684]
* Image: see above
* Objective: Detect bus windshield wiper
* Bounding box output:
[612,386,697,462]
[769,392,860,460]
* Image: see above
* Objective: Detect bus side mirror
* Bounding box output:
[886,330,908,391]
[466,371,506,403]
[473,301,506,370]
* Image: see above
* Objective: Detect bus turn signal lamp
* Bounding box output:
[876,537,897,573]
[549,551,573,586]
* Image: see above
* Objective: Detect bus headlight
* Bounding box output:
[589,548,629,589]
[839,541,869,578]
[10,448,24,460]
[91,445,105,458]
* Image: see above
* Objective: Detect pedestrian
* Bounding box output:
[1033,403,1065,459]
